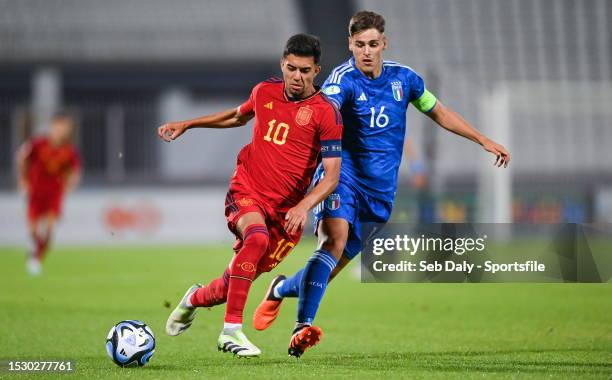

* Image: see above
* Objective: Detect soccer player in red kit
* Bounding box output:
[159,34,343,357]
[16,111,81,275]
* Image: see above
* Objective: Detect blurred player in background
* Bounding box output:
[254,10,511,357]
[404,138,436,224]
[160,34,343,357]
[16,111,81,275]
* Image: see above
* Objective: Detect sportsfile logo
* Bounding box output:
[372,234,487,256]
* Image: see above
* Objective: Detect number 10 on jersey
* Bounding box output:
[264,119,289,145]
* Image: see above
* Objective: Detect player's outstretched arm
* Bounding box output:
[64,168,81,193]
[426,102,510,168]
[158,107,254,142]
[15,142,31,192]
[284,157,341,235]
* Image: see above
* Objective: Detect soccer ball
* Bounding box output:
[105,320,155,367]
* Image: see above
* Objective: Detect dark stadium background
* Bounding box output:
[2,0,611,244]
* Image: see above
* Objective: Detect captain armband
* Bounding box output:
[411,89,437,113]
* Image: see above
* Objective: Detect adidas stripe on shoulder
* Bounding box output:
[383,60,416,72]
[329,63,355,84]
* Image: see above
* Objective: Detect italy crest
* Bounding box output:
[391,81,403,101]
[325,193,341,211]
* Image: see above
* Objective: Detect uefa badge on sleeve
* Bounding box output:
[391,81,403,101]
[325,193,341,211]
[322,85,341,95]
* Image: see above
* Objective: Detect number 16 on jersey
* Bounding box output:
[369,106,389,128]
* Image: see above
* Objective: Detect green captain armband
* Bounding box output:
[411,89,437,113]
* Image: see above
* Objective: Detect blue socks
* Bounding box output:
[297,249,337,324]
[276,268,304,298]
[276,250,338,324]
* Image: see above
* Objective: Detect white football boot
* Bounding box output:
[165,284,201,336]
[27,256,42,276]
[217,329,262,357]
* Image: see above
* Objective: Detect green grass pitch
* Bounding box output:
[0,242,610,379]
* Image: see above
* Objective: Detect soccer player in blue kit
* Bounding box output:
[253,11,511,357]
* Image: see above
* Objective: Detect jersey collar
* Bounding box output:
[283,86,321,103]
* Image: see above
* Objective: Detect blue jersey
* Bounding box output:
[321,58,432,202]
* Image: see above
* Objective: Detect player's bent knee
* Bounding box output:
[243,227,270,252]
[319,236,346,259]
[317,219,349,259]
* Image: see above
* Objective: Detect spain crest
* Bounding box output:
[391,81,403,101]
[295,106,313,126]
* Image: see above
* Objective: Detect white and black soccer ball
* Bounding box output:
[105,320,155,367]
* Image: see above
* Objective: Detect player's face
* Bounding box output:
[349,28,387,77]
[280,54,321,98]
[49,118,74,145]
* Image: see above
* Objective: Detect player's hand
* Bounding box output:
[481,137,510,168]
[284,204,308,236]
[158,122,188,142]
[17,177,29,194]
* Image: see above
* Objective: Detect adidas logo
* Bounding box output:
[264,102,273,110]
[357,92,367,101]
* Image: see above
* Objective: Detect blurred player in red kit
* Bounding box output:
[16,111,81,275]
[159,34,343,357]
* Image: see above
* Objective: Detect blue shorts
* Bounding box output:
[312,171,393,260]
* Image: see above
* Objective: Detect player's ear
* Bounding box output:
[382,34,388,50]
[348,36,353,52]
[314,65,321,76]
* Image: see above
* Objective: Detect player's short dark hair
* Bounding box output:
[349,10,385,36]
[52,110,74,122]
[283,33,321,64]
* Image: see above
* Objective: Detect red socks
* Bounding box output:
[189,269,230,307]
[224,224,269,324]
[34,234,49,261]
[188,224,269,325]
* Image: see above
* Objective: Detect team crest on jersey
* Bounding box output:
[391,81,403,101]
[295,106,313,126]
[325,193,341,211]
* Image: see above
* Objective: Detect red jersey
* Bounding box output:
[26,137,81,197]
[236,78,343,211]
